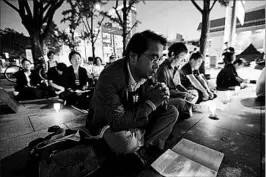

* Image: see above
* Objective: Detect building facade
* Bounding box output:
[197,5,265,65]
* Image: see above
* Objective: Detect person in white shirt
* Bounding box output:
[92,57,104,80]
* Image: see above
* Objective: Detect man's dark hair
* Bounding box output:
[233,58,244,66]
[68,51,81,61]
[124,30,167,59]
[222,52,234,64]
[56,63,67,72]
[47,51,55,58]
[168,42,188,58]
[21,58,32,64]
[189,51,203,61]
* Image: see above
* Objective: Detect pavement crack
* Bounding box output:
[28,116,35,132]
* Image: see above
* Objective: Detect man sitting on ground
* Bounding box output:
[180,52,215,102]
[157,42,199,119]
[86,30,178,167]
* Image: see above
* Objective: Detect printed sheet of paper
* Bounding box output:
[151,149,217,177]
[172,138,224,172]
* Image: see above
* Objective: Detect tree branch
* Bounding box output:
[43,0,64,24]
[3,0,19,12]
[24,0,33,19]
[126,20,139,36]
[114,8,123,26]
[93,16,105,43]
[210,0,218,11]
[100,11,120,24]
[191,0,203,13]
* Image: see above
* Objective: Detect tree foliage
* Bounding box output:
[3,0,64,63]
[100,0,144,54]
[60,0,81,50]
[191,0,229,74]
[76,0,107,59]
[42,21,63,55]
[0,28,30,59]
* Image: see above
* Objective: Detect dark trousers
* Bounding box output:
[17,87,43,100]
[168,98,191,119]
[102,105,178,154]
[144,105,178,150]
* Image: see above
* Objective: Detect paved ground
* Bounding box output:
[0,67,264,177]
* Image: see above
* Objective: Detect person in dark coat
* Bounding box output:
[63,51,92,109]
[86,30,178,166]
[14,58,43,100]
[216,57,248,90]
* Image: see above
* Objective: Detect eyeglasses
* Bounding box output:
[142,53,164,64]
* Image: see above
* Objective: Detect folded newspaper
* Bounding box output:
[151,138,224,177]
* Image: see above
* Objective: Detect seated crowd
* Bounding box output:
[13,30,263,169]
[13,51,108,110]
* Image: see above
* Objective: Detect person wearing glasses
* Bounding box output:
[180,52,216,102]
[86,30,178,168]
[156,43,199,119]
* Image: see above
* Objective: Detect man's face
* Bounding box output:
[190,58,203,70]
[134,40,164,79]
[173,52,188,68]
[22,61,32,71]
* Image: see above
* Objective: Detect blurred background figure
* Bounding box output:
[45,51,57,73]
[216,58,249,90]
[92,57,104,81]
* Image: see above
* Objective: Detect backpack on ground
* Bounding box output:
[26,125,110,177]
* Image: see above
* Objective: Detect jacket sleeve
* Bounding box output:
[93,71,153,131]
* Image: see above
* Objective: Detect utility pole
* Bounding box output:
[228,0,236,47]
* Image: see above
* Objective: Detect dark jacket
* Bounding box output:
[157,59,187,99]
[216,64,242,89]
[87,58,155,134]
[15,70,41,92]
[64,66,88,90]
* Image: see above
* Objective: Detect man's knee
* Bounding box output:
[166,105,179,123]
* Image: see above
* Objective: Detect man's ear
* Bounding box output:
[129,52,138,65]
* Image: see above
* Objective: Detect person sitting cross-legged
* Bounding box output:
[14,58,44,100]
[216,53,248,90]
[64,51,92,110]
[47,62,68,97]
[180,52,216,102]
[85,30,178,168]
[157,42,199,119]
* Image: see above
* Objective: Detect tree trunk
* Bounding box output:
[90,16,96,59]
[30,31,43,65]
[91,39,96,59]
[122,0,127,55]
[199,1,211,74]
